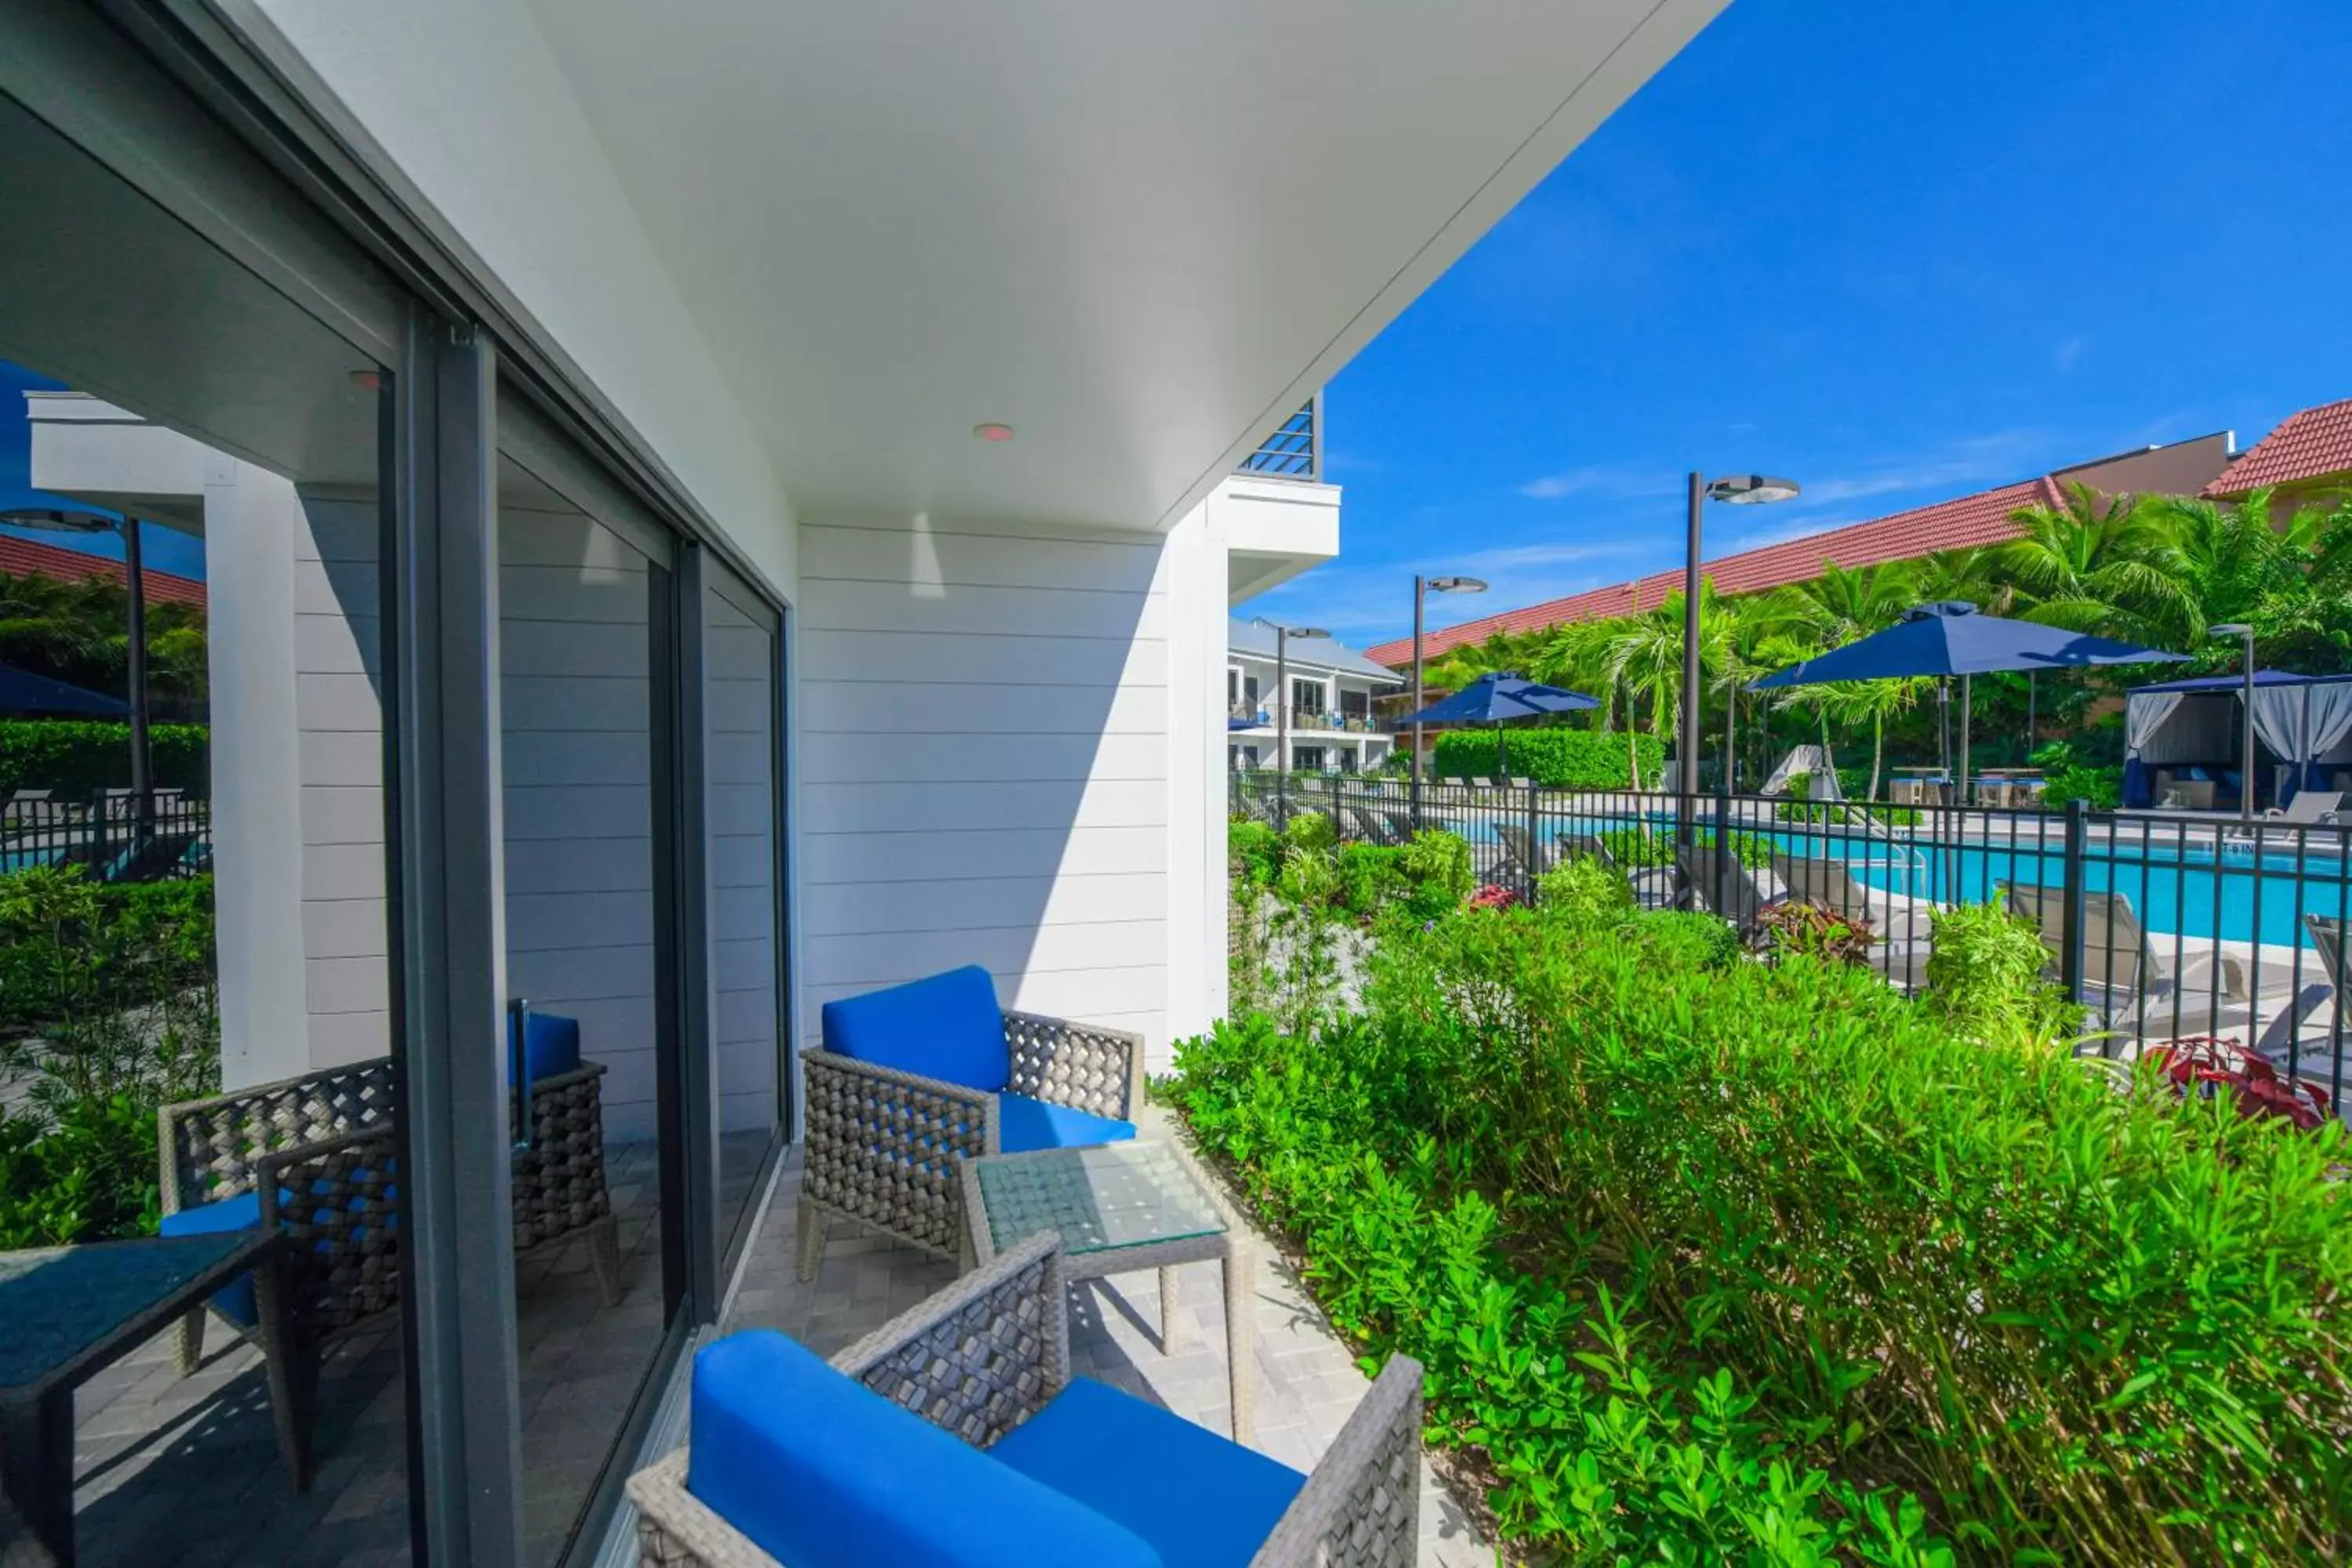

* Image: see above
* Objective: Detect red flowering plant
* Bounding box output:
[1467,884,1523,912]
[2143,1036,2333,1131]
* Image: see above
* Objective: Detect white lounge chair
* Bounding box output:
[2264,789,2343,826]
[1998,882,2250,1030]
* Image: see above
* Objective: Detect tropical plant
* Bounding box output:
[2000,482,2195,643]
[0,568,209,713]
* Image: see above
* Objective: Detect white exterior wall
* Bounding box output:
[797,514,1200,1069]
[291,491,391,1072]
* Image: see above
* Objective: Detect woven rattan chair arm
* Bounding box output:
[1000,1010,1142,1122]
[626,1450,782,1568]
[530,1060,608,1092]
[798,1046,996,1123]
[1251,1353,1425,1568]
[833,1230,1069,1449]
[250,1125,399,1227]
[158,1055,398,1216]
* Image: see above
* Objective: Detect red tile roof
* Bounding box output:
[0,535,209,609]
[1363,475,2063,666]
[2201,396,2352,498]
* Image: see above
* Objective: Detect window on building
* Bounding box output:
[1226,666,1239,707]
[1291,678,1323,716]
[1293,746,1324,771]
[1340,688,1370,720]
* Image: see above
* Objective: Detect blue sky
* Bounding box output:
[1247,0,2352,648]
[0,359,207,578]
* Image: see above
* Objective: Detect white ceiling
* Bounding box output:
[526,0,1725,531]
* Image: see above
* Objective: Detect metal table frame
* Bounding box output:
[960,1140,1255,1444]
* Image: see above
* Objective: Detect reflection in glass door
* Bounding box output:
[495,448,681,1567]
[0,79,409,1568]
[703,572,785,1263]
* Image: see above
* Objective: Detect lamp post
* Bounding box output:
[2,506,153,840]
[2212,622,2256,822]
[1410,575,1486,826]
[1253,617,1328,826]
[1681,475,1800,802]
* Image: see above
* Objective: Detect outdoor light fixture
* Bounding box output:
[1251,617,1328,818]
[1685,473,1800,812]
[1410,575,1489,813]
[972,423,1016,442]
[1704,474,1802,505]
[0,505,155,837]
[2212,622,2257,822]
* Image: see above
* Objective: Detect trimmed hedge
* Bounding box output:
[1432,727,1662,789]
[1180,898,2352,1563]
[0,720,209,796]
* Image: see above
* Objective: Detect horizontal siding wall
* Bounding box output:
[797,517,1173,1065]
[296,492,391,1069]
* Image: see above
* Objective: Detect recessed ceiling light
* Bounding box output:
[973,423,1015,443]
[350,369,384,391]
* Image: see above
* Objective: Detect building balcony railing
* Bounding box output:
[1233,392,1322,482]
[1229,704,1382,735]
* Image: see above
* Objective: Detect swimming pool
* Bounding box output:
[1509,809,2352,951]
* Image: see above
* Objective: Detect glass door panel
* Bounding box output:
[0,88,408,1567]
[703,572,784,1264]
[494,449,678,1567]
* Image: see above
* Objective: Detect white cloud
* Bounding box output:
[2053,335,2086,372]
[1516,462,1677,502]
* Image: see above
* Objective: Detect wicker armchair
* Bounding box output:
[798,1006,1143,1276]
[628,1233,1424,1568]
[157,1049,622,1487]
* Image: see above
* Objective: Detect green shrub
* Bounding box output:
[0,719,209,796]
[1178,899,2352,1565]
[1534,852,1632,915]
[1432,728,1662,789]
[1335,842,1407,918]
[1923,896,2083,1046]
[0,1094,160,1247]
[2041,763,2122,810]
[1229,819,1280,888]
[1281,810,1338,855]
[1398,829,1472,916]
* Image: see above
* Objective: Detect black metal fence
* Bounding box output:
[0,786,212,882]
[1231,769,2352,1112]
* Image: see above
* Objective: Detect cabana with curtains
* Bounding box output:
[2122,670,2352,810]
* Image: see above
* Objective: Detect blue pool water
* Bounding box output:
[1509,811,2352,951]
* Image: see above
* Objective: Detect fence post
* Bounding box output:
[2060,797,2088,1007]
[1715,779,1734,917]
[1523,781,1539,902]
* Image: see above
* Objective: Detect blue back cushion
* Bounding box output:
[687,1330,1160,1568]
[510,1007,582,1084]
[821,966,1008,1093]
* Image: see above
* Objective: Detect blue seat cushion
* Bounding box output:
[996,1094,1136,1155]
[511,1007,582,1083]
[686,1329,1160,1568]
[822,966,1009,1094]
[158,1171,401,1330]
[158,1189,263,1327]
[990,1377,1306,1568]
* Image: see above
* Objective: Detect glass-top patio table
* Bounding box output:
[961,1140,1255,1443]
[1,1229,289,1568]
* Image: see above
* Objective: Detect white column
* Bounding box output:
[203,456,311,1088]
[1161,499,1227,1057]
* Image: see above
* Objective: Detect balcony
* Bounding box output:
[1232,394,1323,482]
[1229,704,1383,735]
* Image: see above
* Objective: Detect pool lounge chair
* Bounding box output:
[1679,843,1780,938]
[1767,851,1932,948]
[2263,789,2343,826]
[1496,821,1558,884]
[1997,882,2250,1030]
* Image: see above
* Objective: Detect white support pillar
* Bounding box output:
[203,454,311,1088]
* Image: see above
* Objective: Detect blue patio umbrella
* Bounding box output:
[0,660,129,717]
[1396,671,1597,776]
[1749,603,2184,801]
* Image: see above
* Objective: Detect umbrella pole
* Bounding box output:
[1958,673,1972,809]
[1496,722,1508,779]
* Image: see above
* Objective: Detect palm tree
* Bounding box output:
[1760,559,1920,650]
[2001,482,2194,642]
[1811,677,1926,800]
